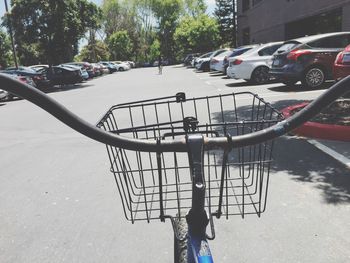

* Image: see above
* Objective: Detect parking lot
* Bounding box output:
[0,66,349,263]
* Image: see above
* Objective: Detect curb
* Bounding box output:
[281,103,350,141]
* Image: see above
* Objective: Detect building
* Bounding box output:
[237,0,350,45]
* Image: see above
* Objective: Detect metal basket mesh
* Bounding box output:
[97,92,283,222]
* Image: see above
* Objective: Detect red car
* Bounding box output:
[333,44,350,80]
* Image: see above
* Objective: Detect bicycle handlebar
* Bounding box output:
[1,73,349,152]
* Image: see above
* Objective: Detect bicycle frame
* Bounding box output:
[186,134,214,263]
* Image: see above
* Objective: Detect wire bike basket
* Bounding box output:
[97,92,284,223]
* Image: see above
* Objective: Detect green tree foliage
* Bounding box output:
[174,14,220,55]
[184,0,207,17]
[102,0,144,60]
[149,39,161,62]
[108,31,133,60]
[76,40,110,62]
[0,30,13,68]
[7,0,101,65]
[151,0,183,60]
[214,0,236,47]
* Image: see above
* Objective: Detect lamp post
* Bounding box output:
[232,0,237,47]
[4,0,18,68]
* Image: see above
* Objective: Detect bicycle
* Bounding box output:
[1,73,349,263]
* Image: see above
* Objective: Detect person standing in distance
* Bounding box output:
[158,55,163,75]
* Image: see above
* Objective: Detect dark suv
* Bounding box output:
[270,32,350,88]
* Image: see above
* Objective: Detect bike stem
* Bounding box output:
[186,134,214,263]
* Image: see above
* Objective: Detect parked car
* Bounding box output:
[65,62,94,78]
[3,67,51,89]
[98,63,110,74]
[209,50,233,72]
[0,72,36,100]
[183,53,201,66]
[99,61,118,73]
[112,61,130,71]
[223,45,258,74]
[270,32,350,88]
[227,41,283,84]
[333,44,350,81]
[196,49,229,71]
[31,65,83,85]
[192,52,210,68]
[124,61,135,68]
[91,63,103,76]
[61,64,89,80]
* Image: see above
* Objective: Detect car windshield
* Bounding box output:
[230,47,252,57]
[275,42,300,54]
[200,52,213,58]
[237,46,261,56]
[215,50,232,58]
[212,49,227,57]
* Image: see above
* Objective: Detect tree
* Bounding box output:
[0,30,13,68]
[108,31,133,60]
[174,14,220,55]
[149,39,161,62]
[214,0,236,47]
[102,0,145,61]
[184,0,207,17]
[76,40,110,62]
[151,0,183,61]
[7,0,101,65]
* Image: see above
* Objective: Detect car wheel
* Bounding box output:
[6,93,14,101]
[302,67,325,89]
[119,67,124,72]
[251,66,270,84]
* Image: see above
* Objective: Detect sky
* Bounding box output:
[0,0,216,17]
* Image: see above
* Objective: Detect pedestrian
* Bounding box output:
[158,55,163,75]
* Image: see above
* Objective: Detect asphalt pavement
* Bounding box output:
[0,66,349,263]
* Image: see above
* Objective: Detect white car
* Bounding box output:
[196,49,229,71]
[112,61,130,71]
[209,50,233,72]
[226,41,283,84]
[194,52,213,70]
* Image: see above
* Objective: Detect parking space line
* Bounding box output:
[307,139,350,169]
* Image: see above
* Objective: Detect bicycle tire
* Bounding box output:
[174,216,188,263]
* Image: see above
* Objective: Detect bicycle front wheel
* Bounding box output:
[174,216,188,263]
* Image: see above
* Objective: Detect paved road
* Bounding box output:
[0,66,349,263]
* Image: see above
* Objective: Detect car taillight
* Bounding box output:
[286,49,312,61]
[335,52,344,65]
[335,51,350,65]
[18,76,27,83]
[233,59,243,65]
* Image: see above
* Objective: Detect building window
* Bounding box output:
[285,8,342,40]
[242,27,250,45]
[242,0,250,12]
[252,0,262,6]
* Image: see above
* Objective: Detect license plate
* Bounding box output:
[272,59,280,66]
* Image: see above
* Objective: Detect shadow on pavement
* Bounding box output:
[225,81,254,87]
[268,83,331,92]
[210,99,350,204]
[209,72,224,77]
[272,136,350,204]
[2,83,95,103]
